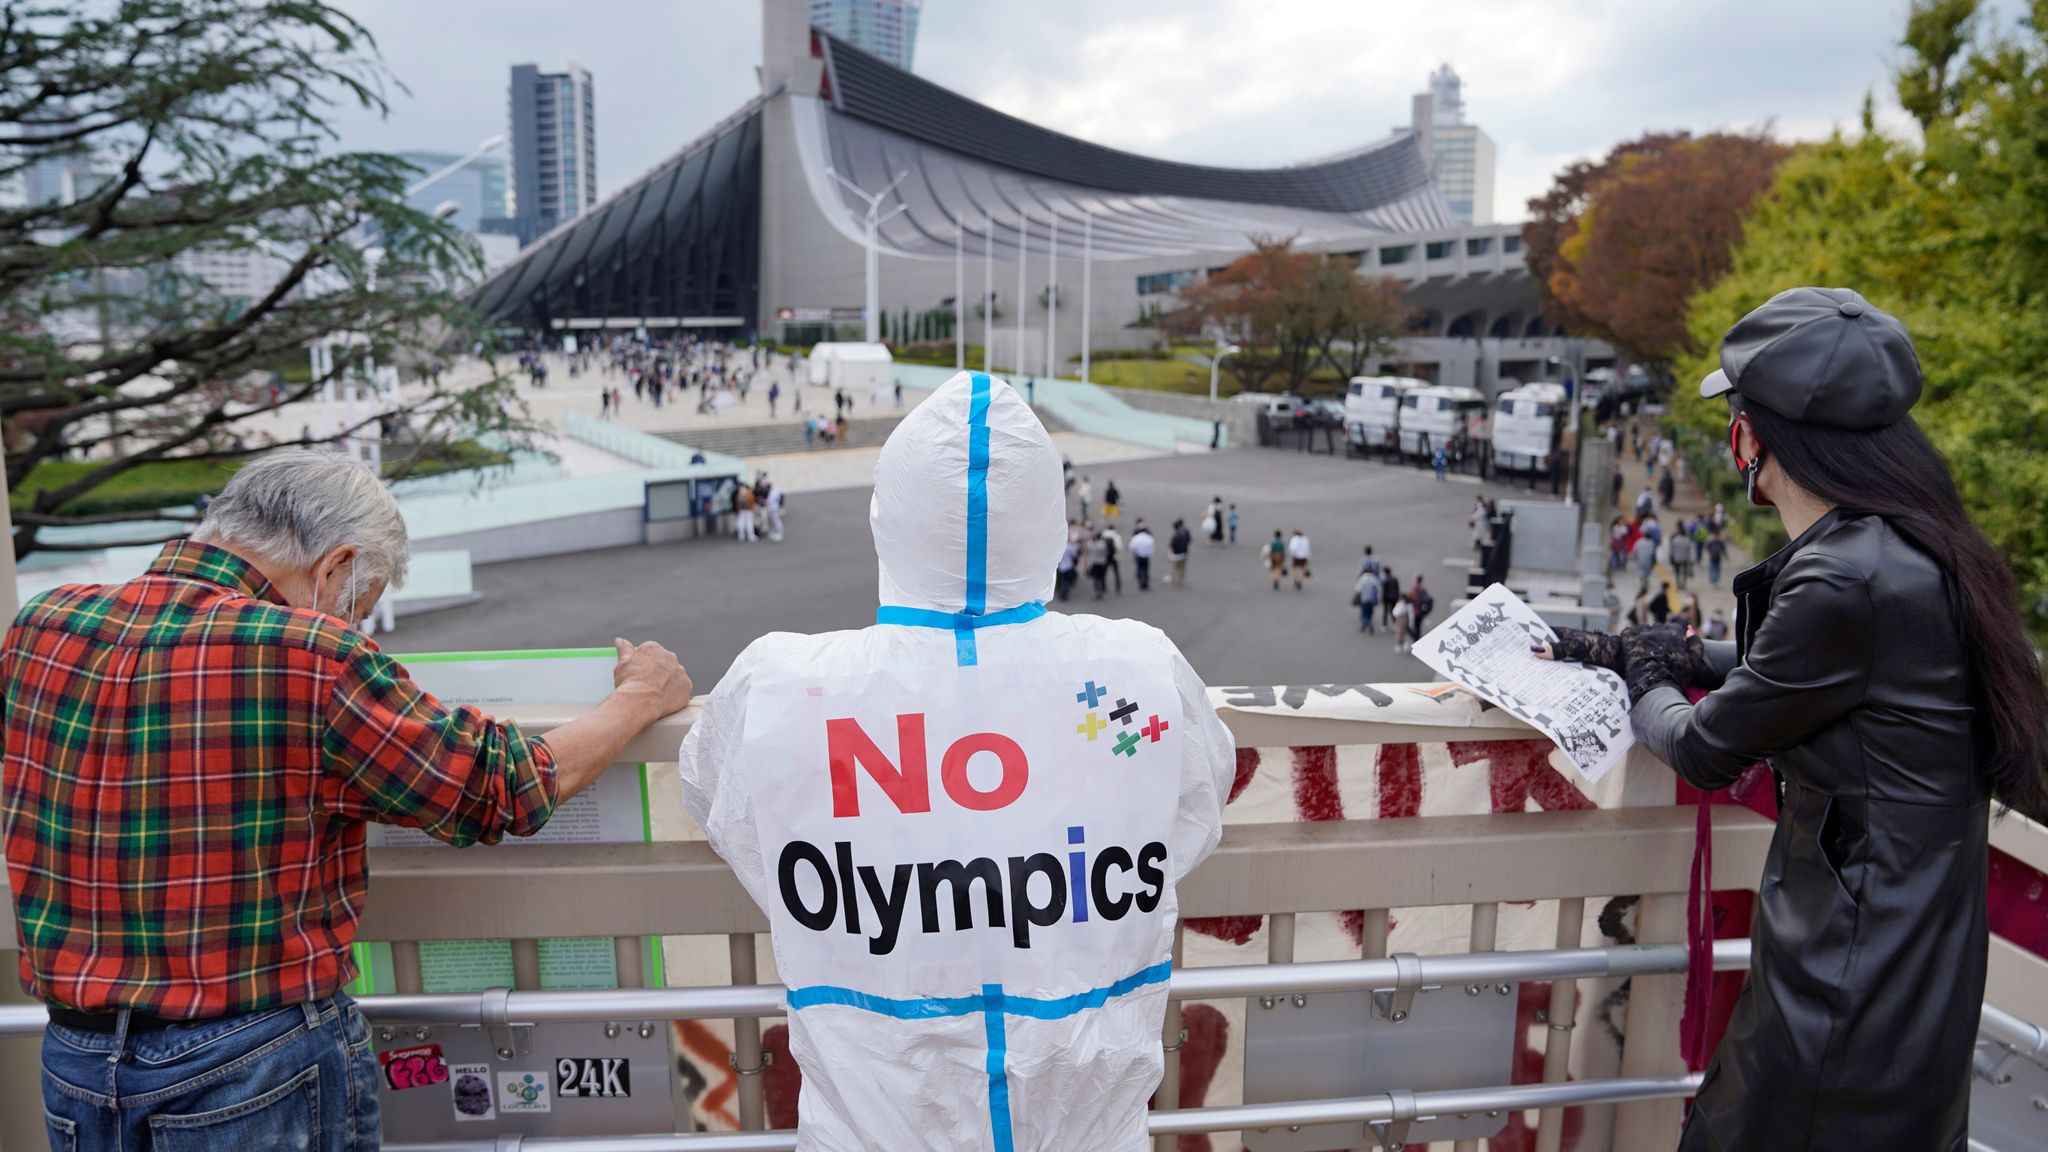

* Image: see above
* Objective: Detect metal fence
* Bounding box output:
[3,695,2044,1152]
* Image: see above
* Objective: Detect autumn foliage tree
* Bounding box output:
[1522,131,1789,383]
[1168,238,1410,394]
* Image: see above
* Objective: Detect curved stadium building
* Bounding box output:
[477,0,1611,394]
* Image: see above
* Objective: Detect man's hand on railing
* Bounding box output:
[539,639,693,808]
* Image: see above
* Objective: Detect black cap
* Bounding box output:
[1698,287,1922,430]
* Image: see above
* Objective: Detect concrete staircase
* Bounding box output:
[654,406,1071,459]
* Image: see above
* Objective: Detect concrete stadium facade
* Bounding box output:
[476,0,1612,398]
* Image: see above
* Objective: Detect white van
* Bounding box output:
[1397,385,1487,458]
[1491,382,1568,474]
[1344,376,1426,450]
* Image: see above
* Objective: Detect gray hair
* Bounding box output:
[191,449,410,594]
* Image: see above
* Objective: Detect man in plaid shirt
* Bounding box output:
[2,451,692,1151]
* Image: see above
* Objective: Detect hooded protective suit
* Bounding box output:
[680,371,1234,1151]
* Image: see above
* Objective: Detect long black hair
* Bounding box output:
[1740,399,2048,813]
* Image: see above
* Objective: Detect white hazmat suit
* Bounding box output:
[680,370,1234,1151]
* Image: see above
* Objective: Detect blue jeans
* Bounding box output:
[41,993,381,1152]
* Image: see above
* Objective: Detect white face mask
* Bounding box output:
[312,561,362,624]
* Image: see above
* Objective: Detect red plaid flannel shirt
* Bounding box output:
[1,541,559,1017]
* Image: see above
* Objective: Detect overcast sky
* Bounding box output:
[325,0,1922,222]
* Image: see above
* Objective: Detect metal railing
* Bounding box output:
[3,690,2046,1152]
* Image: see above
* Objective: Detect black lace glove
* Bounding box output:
[1619,622,1706,702]
[1548,627,1626,674]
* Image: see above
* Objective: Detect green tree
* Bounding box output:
[1674,0,2048,625]
[1,0,534,560]
[1166,238,1390,394]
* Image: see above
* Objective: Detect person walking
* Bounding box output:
[1354,566,1380,633]
[1668,529,1694,589]
[1130,520,1155,591]
[1102,521,1124,595]
[1542,288,2048,1152]
[1055,537,1079,602]
[1102,479,1121,521]
[1432,443,1449,480]
[1632,526,1659,597]
[1380,567,1401,629]
[1207,497,1225,543]
[1286,528,1312,590]
[1077,475,1093,521]
[1168,518,1192,588]
[1407,574,1434,639]
[1227,503,1239,545]
[1658,466,1677,508]
[4,453,691,1150]
[768,381,781,417]
[1389,591,1412,653]
[734,482,758,542]
[1086,530,1111,600]
[1705,530,1727,586]
[1262,530,1287,590]
[764,482,785,542]
[1470,496,1491,551]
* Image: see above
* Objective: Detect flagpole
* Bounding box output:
[1046,213,1058,382]
[1014,212,1027,378]
[954,218,965,372]
[982,216,993,375]
[1080,210,1093,386]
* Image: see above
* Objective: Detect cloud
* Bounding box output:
[328,0,1912,220]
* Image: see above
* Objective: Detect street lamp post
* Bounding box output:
[1209,343,1241,403]
[954,218,965,371]
[1080,210,1093,385]
[1045,213,1058,381]
[825,168,909,345]
[982,216,993,374]
[1014,213,1027,376]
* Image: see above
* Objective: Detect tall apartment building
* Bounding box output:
[807,0,922,70]
[1418,64,1495,227]
[508,63,597,245]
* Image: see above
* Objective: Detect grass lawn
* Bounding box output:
[1083,358,1209,392]
[11,440,509,518]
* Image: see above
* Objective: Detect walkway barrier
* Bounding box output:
[2,691,2044,1152]
[893,363,1221,452]
[564,411,749,478]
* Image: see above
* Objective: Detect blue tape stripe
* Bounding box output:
[965,373,993,620]
[784,985,984,1018]
[874,602,1047,631]
[983,984,1016,1152]
[784,959,1173,1022]
[995,960,1174,1020]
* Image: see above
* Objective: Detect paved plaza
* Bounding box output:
[384,446,1557,688]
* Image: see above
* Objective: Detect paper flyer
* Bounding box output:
[1412,583,1635,782]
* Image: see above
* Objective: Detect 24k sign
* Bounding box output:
[556,1057,630,1098]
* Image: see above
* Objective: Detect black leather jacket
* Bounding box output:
[1632,509,1986,1152]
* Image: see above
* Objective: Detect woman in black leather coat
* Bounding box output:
[1547,288,2048,1151]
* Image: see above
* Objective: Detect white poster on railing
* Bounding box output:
[1412,583,1634,783]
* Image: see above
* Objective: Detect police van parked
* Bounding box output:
[1491,382,1569,475]
[1343,375,1426,453]
[1396,385,1488,460]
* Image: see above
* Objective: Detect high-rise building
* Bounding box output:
[807,0,921,70]
[1418,64,1495,226]
[395,149,509,233]
[508,62,597,245]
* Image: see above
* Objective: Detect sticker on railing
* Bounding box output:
[378,1043,450,1092]
[497,1070,553,1114]
[557,1056,632,1098]
[450,1063,496,1121]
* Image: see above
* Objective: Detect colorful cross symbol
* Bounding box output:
[1142,715,1170,743]
[1076,713,1107,741]
[1112,730,1141,757]
[1076,681,1108,708]
[1109,698,1139,726]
